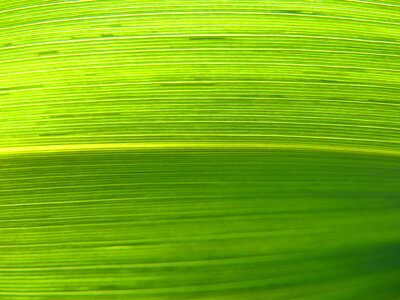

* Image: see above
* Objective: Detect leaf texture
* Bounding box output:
[0,0,399,299]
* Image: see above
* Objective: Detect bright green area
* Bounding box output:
[0,0,399,151]
[0,0,399,299]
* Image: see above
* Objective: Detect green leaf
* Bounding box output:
[0,0,399,299]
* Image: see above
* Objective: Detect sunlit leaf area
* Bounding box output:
[0,1,399,299]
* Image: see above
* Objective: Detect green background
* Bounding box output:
[0,0,399,299]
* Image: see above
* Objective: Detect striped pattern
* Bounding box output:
[0,0,399,151]
[0,0,399,299]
